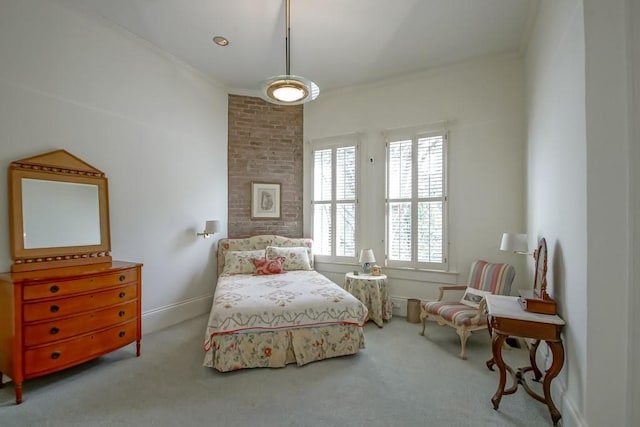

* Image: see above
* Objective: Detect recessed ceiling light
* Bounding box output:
[212,36,229,47]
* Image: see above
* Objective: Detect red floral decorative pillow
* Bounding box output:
[252,257,285,275]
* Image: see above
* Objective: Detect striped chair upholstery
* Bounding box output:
[419,260,515,359]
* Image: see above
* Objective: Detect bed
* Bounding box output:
[202,235,368,372]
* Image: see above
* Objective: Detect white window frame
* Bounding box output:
[310,134,360,263]
[385,127,448,271]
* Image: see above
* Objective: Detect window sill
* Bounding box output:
[315,260,460,285]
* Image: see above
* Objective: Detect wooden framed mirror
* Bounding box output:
[8,150,111,272]
[533,237,548,299]
[519,236,557,314]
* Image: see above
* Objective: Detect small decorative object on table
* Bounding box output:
[371,265,381,276]
[358,249,376,274]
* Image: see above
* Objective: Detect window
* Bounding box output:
[311,138,357,260]
[386,130,447,270]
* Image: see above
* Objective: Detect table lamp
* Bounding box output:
[358,249,376,274]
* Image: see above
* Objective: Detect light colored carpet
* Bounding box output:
[0,315,554,426]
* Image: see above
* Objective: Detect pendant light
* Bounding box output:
[261,0,319,105]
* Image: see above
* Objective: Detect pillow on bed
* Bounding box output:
[265,246,312,271]
[252,256,285,275]
[222,250,265,275]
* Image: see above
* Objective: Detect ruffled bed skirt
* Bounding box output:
[203,324,365,372]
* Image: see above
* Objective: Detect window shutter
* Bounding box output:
[386,130,447,268]
[311,140,357,259]
[417,136,443,198]
[388,140,412,199]
[314,149,332,201]
[388,202,412,261]
[417,135,444,263]
[335,146,356,257]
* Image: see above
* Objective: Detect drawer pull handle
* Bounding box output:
[118,331,126,338]
[50,327,60,335]
[118,292,126,298]
[50,305,60,313]
[119,275,126,282]
[50,285,60,293]
[51,351,61,360]
[118,310,125,317]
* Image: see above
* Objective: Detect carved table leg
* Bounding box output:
[544,341,564,426]
[491,332,508,410]
[0,371,3,388]
[529,339,543,381]
[136,340,141,357]
[486,321,496,370]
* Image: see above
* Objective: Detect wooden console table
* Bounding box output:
[485,295,565,426]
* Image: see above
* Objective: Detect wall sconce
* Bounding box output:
[197,220,220,238]
[358,249,376,274]
[499,232,529,255]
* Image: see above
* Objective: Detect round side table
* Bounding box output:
[344,272,392,327]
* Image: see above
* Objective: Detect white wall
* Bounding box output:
[526,0,634,425]
[583,0,632,425]
[630,0,640,424]
[304,56,527,310]
[0,0,228,332]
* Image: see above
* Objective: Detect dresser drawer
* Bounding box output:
[24,320,137,377]
[23,300,138,346]
[22,268,138,300]
[23,283,137,322]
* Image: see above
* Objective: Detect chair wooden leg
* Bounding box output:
[419,310,428,336]
[456,327,471,360]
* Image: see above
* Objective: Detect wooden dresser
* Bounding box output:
[0,261,142,404]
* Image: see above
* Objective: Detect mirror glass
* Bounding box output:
[533,237,548,298]
[22,178,101,249]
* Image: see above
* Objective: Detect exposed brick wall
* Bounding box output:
[227,94,304,238]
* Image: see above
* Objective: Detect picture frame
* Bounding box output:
[460,287,491,308]
[251,182,281,219]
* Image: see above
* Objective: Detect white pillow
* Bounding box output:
[222,250,265,275]
[265,246,312,271]
[459,287,491,308]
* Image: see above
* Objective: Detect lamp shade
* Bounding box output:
[499,233,528,254]
[204,220,220,235]
[358,249,376,264]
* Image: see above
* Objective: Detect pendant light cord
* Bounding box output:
[285,0,291,75]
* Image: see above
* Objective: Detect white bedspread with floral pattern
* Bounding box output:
[205,270,368,336]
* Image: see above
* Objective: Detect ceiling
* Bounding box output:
[60,0,538,97]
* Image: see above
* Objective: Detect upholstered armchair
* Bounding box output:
[419,260,515,359]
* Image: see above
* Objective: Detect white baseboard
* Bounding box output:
[391,296,409,317]
[142,294,213,335]
[552,378,587,427]
[530,341,586,427]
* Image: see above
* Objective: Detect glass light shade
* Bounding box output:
[261,75,320,105]
[499,233,528,254]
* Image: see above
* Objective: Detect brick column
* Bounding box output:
[227,95,303,237]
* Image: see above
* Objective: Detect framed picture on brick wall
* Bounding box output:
[251,182,281,219]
